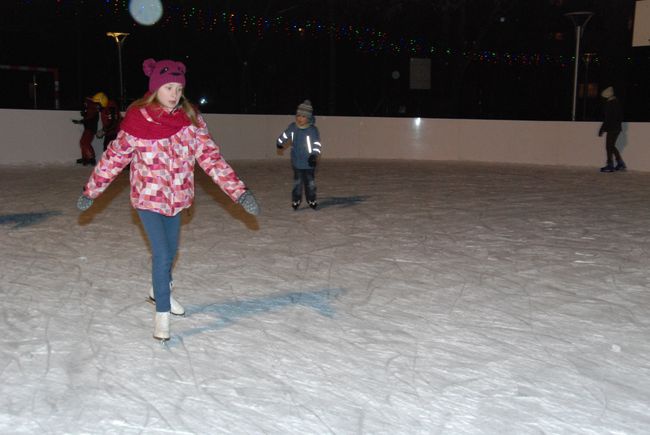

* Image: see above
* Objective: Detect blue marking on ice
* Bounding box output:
[0,211,62,228]
[169,288,345,343]
[319,196,367,208]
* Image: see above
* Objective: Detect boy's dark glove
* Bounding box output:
[598,129,604,137]
[77,195,93,211]
[276,143,283,149]
[308,154,318,167]
[72,119,83,125]
[237,190,260,216]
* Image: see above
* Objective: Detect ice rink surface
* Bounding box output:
[1,160,649,434]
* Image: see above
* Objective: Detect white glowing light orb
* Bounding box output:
[129,0,163,26]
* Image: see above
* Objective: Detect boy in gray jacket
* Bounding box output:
[276,100,323,209]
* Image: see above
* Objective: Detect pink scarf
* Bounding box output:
[120,104,192,140]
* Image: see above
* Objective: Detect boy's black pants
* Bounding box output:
[292,168,316,203]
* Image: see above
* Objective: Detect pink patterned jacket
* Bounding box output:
[83,113,247,216]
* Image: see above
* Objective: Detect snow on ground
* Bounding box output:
[1,160,649,434]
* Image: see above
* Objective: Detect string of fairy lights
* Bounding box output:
[43,0,629,68]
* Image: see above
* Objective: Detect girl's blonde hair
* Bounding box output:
[128,91,199,126]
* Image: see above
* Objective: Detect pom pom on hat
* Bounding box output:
[296,99,313,117]
[143,58,186,93]
[601,86,614,99]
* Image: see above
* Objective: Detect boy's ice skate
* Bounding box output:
[292,200,301,210]
[308,200,318,210]
[600,164,615,173]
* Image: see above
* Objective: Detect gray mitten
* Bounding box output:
[77,194,93,211]
[237,190,260,216]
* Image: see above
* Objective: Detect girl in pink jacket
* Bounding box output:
[77,58,260,341]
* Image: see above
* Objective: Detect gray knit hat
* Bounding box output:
[296,100,313,117]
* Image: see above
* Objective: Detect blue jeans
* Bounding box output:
[137,209,181,313]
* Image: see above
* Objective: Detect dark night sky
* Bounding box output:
[0,0,646,121]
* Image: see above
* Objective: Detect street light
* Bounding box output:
[106,32,129,110]
[564,11,593,121]
[582,52,595,120]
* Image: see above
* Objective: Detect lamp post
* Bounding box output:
[564,12,593,121]
[106,32,129,110]
[582,52,595,120]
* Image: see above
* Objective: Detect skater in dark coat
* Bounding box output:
[98,97,122,151]
[275,100,323,210]
[72,92,106,166]
[598,86,625,172]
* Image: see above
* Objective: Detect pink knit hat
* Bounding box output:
[142,58,186,93]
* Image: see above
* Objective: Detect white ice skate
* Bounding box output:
[153,312,170,341]
[149,281,185,316]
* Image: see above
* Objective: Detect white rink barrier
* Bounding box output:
[1,108,648,171]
